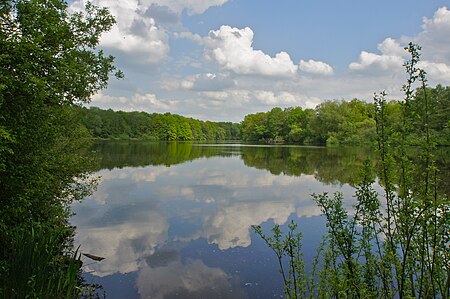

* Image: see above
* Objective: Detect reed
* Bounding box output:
[1,224,81,299]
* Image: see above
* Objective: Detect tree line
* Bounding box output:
[74,106,241,141]
[241,85,449,146]
[77,84,449,146]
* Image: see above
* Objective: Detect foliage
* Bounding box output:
[254,44,449,298]
[1,225,81,299]
[240,89,448,146]
[409,84,450,145]
[0,0,120,297]
[74,87,448,146]
[74,106,241,141]
[241,99,378,145]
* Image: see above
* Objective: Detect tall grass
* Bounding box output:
[0,224,82,299]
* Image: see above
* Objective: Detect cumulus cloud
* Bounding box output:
[349,38,405,74]
[174,31,203,43]
[254,90,298,105]
[198,89,303,106]
[377,38,406,57]
[69,0,230,63]
[70,0,169,63]
[349,51,404,73]
[349,7,450,84]
[418,61,450,83]
[160,72,236,92]
[144,3,179,25]
[198,89,251,106]
[91,91,177,113]
[178,88,322,121]
[416,6,450,63]
[299,59,334,75]
[422,6,450,30]
[180,73,236,91]
[204,25,298,77]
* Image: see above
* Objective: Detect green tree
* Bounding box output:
[334,99,376,145]
[411,84,450,145]
[267,107,289,141]
[0,0,121,296]
[312,100,343,144]
[241,112,270,141]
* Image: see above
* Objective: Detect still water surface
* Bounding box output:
[71,141,374,298]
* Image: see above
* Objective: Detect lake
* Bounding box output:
[71,141,375,298]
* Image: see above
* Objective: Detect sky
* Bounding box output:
[69,0,450,122]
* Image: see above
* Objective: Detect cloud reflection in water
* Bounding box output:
[71,148,358,296]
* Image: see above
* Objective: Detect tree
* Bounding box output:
[0,0,122,221]
[267,107,289,141]
[0,0,121,296]
[411,85,450,145]
[312,100,343,144]
[241,112,269,141]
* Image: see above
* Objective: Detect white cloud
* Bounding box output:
[192,89,316,115]
[349,7,450,83]
[412,6,450,66]
[103,18,169,63]
[70,0,169,63]
[91,92,177,113]
[198,89,251,106]
[69,0,231,64]
[348,39,405,74]
[204,25,298,77]
[180,73,236,91]
[174,31,203,43]
[349,51,404,73]
[299,59,334,75]
[377,38,405,57]
[177,88,323,121]
[420,6,450,46]
[144,3,179,25]
[254,91,297,105]
[160,73,236,92]
[418,61,450,83]
[199,91,231,101]
[198,172,250,188]
[423,6,450,30]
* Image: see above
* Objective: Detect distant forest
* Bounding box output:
[74,106,241,141]
[76,84,449,145]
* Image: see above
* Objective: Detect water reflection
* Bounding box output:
[137,259,247,299]
[93,141,374,185]
[72,142,371,298]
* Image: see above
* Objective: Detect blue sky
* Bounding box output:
[70,0,450,122]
